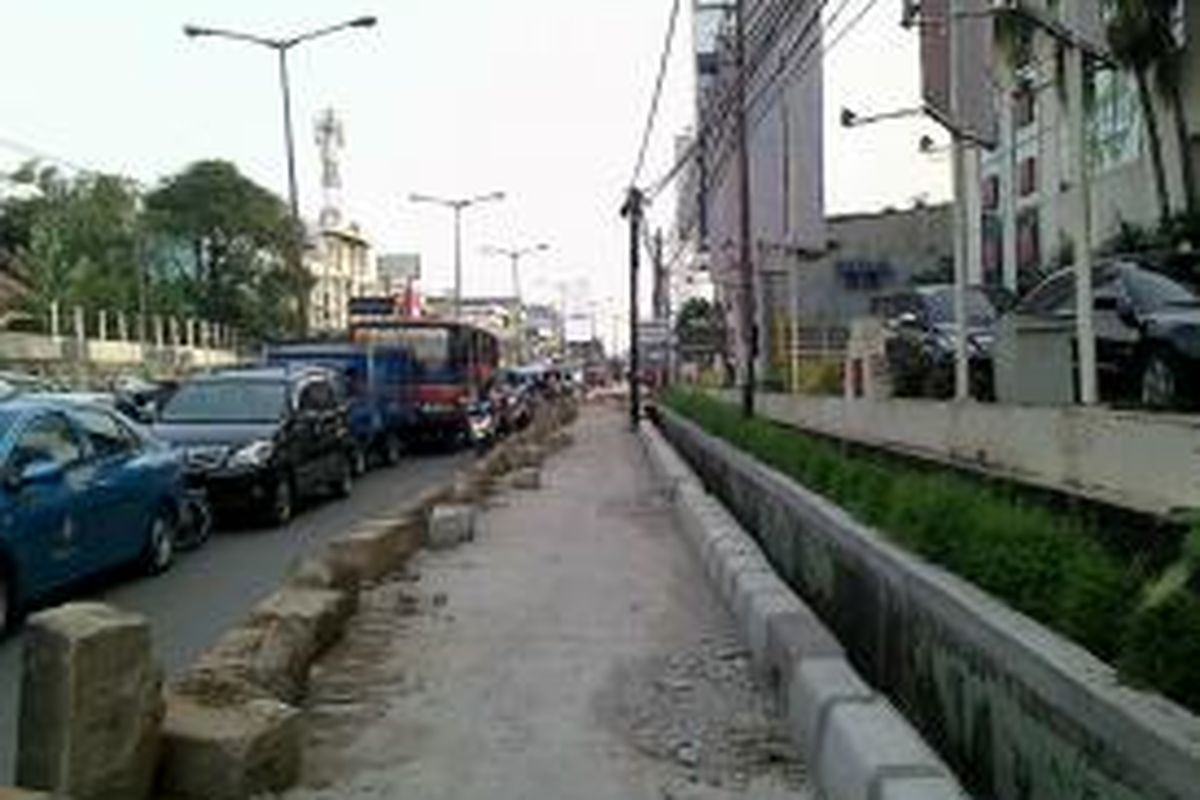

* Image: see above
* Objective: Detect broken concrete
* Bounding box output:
[427,505,476,549]
[159,693,301,800]
[17,603,162,800]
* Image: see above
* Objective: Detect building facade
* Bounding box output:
[680,0,826,383]
[968,0,1197,294]
[306,222,373,334]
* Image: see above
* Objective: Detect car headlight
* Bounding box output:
[227,440,274,469]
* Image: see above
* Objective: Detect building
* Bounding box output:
[306,222,373,334]
[678,0,826,384]
[965,1,1198,293]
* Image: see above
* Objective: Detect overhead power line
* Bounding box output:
[630,0,684,188]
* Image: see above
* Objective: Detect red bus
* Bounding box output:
[350,318,500,441]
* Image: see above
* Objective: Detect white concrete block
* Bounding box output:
[789,658,874,760]
[877,775,969,800]
[741,586,805,669]
[817,700,949,800]
[428,505,476,549]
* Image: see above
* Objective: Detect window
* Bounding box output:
[162,381,287,423]
[1017,270,1075,315]
[982,175,1000,211]
[1017,207,1041,272]
[1018,157,1038,196]
[1088,66,1142,172]
[1013,87,1036,128]
[11,414,83,471]
[74,408,138,459]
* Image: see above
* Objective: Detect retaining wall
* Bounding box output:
[657,406,1200,800]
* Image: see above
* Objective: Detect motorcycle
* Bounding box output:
[465,401,497,455]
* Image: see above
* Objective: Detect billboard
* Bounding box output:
[920,0,997,146]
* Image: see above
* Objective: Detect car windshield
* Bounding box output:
[160,379,287,423]
[1124,268,1199,312]
[921,288,996,326]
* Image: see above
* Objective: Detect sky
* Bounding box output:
[0,0,949,352]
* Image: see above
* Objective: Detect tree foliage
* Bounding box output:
[674,297,725,359]
[0,158,305,341]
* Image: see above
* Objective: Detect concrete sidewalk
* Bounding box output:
[284,404,815,800]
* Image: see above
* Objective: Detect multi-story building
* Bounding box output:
[969,0,1197,293]
[306,222,373,334]
[678,0,825,382]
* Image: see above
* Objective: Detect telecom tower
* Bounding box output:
[314,107,344,230]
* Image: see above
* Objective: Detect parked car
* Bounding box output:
[1013,260,1200,409]
[152,365,355,527]
[0,398,185,634]
[872,284,999,400]
[491,370,534,434]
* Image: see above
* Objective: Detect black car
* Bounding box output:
[873,284,998,400]
[1014,260,1200,410]
[152,365,355,526]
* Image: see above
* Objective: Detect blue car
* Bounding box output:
[0,398,185,634]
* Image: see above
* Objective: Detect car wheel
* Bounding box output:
[331,454,353,499]
[1141,351,1181,410]
[178,495,213,551]
[143,510,176,575]
[267,475,294,527]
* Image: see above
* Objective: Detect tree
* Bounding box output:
[0,164,142,327]
[144,160,306,341]
[1107,0,1173,223]
[1107,0,1195,219]
[674,297,725,361]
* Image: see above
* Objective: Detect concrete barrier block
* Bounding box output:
[738,584,805,670]
[159,694,301,800]
[765,609,844,699]
[509,467,542,490]
[817,700,949,800]
[717,552,773,605]
[877,775,969,800]
[428,504,476,549]
[325,517,421,586]
[283,556,337,591]
[178,617,314,707]
[789,657,875,760]
[17,603,162,800]
[250,587,356,655]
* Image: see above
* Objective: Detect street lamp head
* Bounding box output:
[535,243,550,252]
[840,107,858,128]
[183,24,209,38]
[350,16,378,28]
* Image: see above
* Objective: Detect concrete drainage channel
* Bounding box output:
[639,421,968,800]
[0,402,577,800]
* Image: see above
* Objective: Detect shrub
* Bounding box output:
[663,389,1196,713]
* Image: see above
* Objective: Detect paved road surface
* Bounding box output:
[0,451,467,782]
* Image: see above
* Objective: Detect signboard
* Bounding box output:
[920,0,997,146]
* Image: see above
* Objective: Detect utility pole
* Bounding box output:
[622,187,644,429]
[1066,38,1097,404]
[734,0,755,418]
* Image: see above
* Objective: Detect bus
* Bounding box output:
[349,318,501,441]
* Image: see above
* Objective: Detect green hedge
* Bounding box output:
[663,389,1200,713]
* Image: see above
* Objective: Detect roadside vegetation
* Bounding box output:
[663,389,1200,714]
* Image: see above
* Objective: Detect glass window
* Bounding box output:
[161,380,288,423]
[11,414,83,470]
[1088,67,1142,172]
[1123,268,1198,312]
[74,408,138,459]
[298,380,335,411]
[1017,271,1076,314]
[920,288,996,325]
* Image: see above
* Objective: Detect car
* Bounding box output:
[872,284,999,400]
[1013,260,1200,409]
[152,365,355,527]
[0,398,185,634]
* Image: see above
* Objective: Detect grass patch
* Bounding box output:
[663,389,1200,713]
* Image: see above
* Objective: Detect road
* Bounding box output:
[0,451,468,783]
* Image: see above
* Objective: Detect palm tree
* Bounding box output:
[1107,0,1172,223]
[1146,0,1196,216]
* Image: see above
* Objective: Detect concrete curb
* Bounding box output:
[638,420,969,800]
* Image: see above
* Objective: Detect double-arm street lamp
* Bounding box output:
[183,16,378,331]
[409,192,506,320]
[482,243,549,363]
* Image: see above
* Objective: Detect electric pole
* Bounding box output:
[622,187,644,429]
[734,0,755,418]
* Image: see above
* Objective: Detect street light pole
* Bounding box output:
[183,16,378,335]
[482,243,548,364]
[410,192,506,320]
